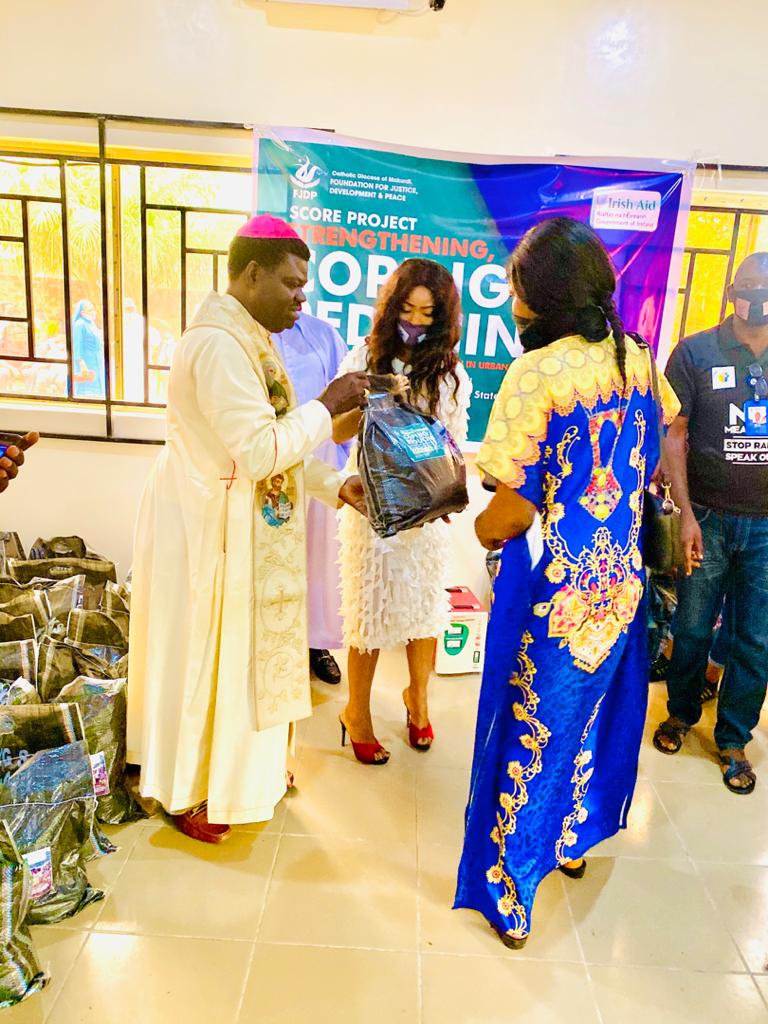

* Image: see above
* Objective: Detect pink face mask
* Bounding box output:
[397,319,429,347]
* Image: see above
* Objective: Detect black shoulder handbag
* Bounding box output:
[633,335,685,573]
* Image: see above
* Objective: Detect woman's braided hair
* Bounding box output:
[507,217,628,391]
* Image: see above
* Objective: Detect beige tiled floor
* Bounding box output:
[6,659,768,1022]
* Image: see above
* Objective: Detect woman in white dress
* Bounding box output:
[337,258,471,764]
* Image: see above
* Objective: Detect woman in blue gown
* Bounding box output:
[455,218,679,948]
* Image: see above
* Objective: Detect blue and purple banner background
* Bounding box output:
[254,129,692,444]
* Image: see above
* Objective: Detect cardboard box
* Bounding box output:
[435,586,488,675]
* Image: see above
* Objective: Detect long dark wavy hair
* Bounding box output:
[367,258,462,415]
[508,217,628,389]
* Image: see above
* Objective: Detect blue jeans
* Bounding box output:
[666,506,768,750]
[709,595,733,669]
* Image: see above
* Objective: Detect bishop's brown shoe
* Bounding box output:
[171,803,232,844]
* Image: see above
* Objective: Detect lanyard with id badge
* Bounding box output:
[744,362,768,436]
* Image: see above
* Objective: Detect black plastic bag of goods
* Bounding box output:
[38,636,125,702]
[102,580,130,610]
[66,609,128,650]
[0,820,47,1008]
[0,679,40,706]
[37,639,90,701]
[0,640,36,685]
[0,613,36,643]
[28,537,87,561]
[44,576,87,621]
[58,676,142,825]
[0,740,105,923]
[8,558,116,610]
[100,581,130,638]
[0,590,51,633]
[358,392,468,538]
[0,533,25,577]
[0,575,85,623]
[0,704,85,782]
[0,704,115,862]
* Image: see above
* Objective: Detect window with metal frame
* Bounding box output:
[0,108,253,445]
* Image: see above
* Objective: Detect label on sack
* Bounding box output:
[393,423,444,462]
[22,847,54,900]
[90,751,110,796]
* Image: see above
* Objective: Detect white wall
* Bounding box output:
[1,0,766,601]
[0,438,159,582]
[0,0,767,165]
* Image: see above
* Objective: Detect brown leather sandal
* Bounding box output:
[171,803,232,844]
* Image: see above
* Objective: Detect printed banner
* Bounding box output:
[254,129,692,445]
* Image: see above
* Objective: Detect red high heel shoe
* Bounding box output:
[339,718,390,765]
[405,708,434,752]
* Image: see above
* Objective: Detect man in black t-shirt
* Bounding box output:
[654,253,768,794]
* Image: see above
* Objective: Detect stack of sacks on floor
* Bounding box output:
[0,820,46,1006]
[0,535,142,1009]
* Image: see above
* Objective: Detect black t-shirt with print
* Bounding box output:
[666,316,768,516]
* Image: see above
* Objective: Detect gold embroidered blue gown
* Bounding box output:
[455,333,679,941]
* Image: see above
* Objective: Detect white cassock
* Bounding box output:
[127,292,344,824]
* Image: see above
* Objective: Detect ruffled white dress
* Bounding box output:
[338,344,472,652]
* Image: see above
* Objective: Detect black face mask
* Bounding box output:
[516,318,553,353]
[732,287,768,327]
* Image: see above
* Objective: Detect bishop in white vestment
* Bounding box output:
[127,216,369,841]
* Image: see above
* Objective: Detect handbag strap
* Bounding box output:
[629,331,665,460]
[629,332,677,512]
